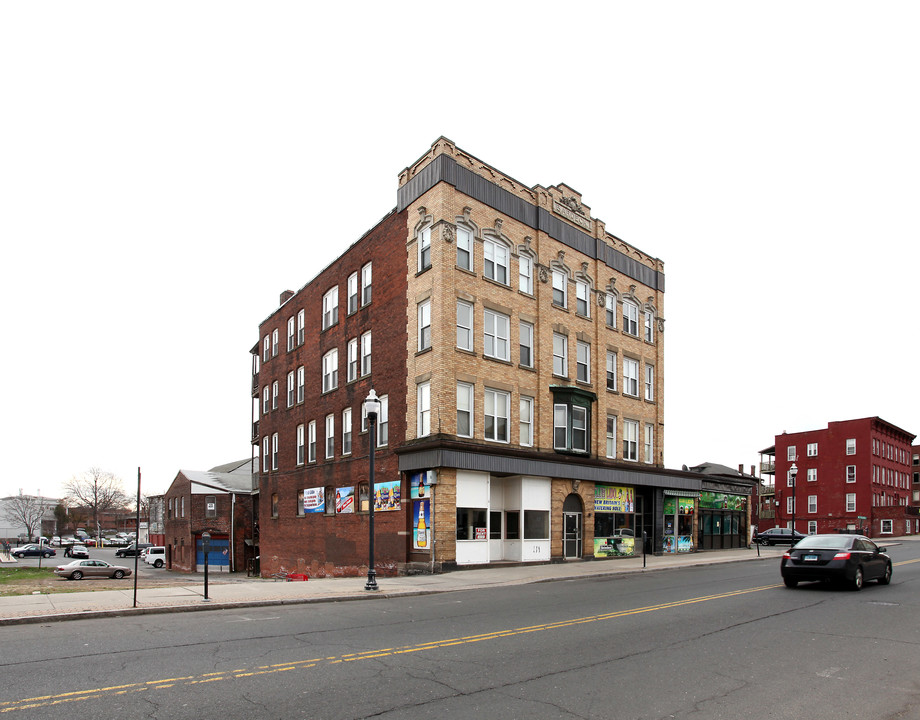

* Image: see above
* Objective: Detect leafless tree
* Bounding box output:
[2,490,48,541]
[63,468,129,537]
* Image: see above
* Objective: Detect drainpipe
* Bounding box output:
[230,493,236,572]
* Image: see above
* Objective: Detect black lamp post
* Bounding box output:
[789,463,798,536]
[364,389,380,592]
[202,531,211,601]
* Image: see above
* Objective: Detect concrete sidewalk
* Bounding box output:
[0,545,789,626]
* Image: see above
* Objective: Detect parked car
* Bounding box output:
[54,559,133,580]
[63,544,89,559]
[781,534,892,590]
[144,546,166,568]
[115,542,153,558]
[51,536,62,546]
[10,544,56,559]
[753,527,807,546]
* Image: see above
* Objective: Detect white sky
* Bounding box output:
[2,2,918,500]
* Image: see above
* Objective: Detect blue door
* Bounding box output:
[196,537,230,571]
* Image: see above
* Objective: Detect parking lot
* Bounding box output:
[6,546,169,581]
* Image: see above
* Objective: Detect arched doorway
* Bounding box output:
[563,493,584,559]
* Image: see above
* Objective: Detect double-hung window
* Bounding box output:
[457,382,473,437]
[342,408,352,456]
[297,309,305,345]
[361,262,372,306]
[377,395,389,446]
[418,299,431,351]
[271,433,279,471]
[645,365,654,401]
[263,335,270,362]
[846,438,856,455]
[606,415,617,458]
[644,425,654,464]
[846,493,856,512]
[456,226,472,271]
[484,388,510,443]
[846,465,856,483]
[347,339,358,382]
[262,437,269,471]
[519,321,534,368]
[322,287,338,330]
[552,270,567,308]
[325,414,335,459]
[623,357,639,396]
[622,301,639,336]
[308,421,316,463]
[605,295,616,328]
[483,240,508,284]
[519,256,533,294]
[361,332,372,376]
[519,396,534,446]
[807,468,817,482]
[262,386,270,415]
[347,272,358,314]
[287,371,295,407]
[576,341,590,383]
[418,227,431,271]
[296,424,305,465]
[272,329,279,357]
[623,420,639,461]
[644,310,654,342]
[322,349,338,392]
[287,316,296,351]
[576,280,590,317]
[457,300,474,351]
[553,333,568,377]
[807,442,818,457]
[484,309,510,361]
[807,495,817,514]
[606,351,617,391]
[417,382,431,437]
[272,381,279,409]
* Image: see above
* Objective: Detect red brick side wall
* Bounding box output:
[256,209,409,578]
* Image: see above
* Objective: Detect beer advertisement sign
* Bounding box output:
[303,487,325,514]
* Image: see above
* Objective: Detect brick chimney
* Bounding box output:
[280,290,294,305]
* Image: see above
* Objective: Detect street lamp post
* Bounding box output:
[789,463,798,536]
[364,389,381,592]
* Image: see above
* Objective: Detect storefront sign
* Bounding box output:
[409,470,434,500]
[303,487,325,514]
[413,499,430,550]
[474,527,487,540]
[699,492,746,511]
[593,536,635,557]
[373,480,401,512]
[594,486,635,513]
[335,487,354,514]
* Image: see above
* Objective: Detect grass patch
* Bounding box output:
[0,567,56,583]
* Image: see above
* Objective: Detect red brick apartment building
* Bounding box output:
[760,417,917,538]
[253,137,756,578]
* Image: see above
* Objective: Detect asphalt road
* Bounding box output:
[2,540,919,720]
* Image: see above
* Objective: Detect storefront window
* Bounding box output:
[457,508,487,541]
[523,510,549,539]
[663,496,696,553]
[593,485,637,557]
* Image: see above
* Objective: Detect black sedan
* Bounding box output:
[10,544,56,559]
[781,534,892,590]
[753,527,807,545]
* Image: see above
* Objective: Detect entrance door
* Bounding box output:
[563,513,582,559]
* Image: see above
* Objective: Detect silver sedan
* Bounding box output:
[54,559,133,580]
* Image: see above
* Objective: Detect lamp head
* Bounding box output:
[364,389,381,419]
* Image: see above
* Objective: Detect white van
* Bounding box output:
[144,546,166,568]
